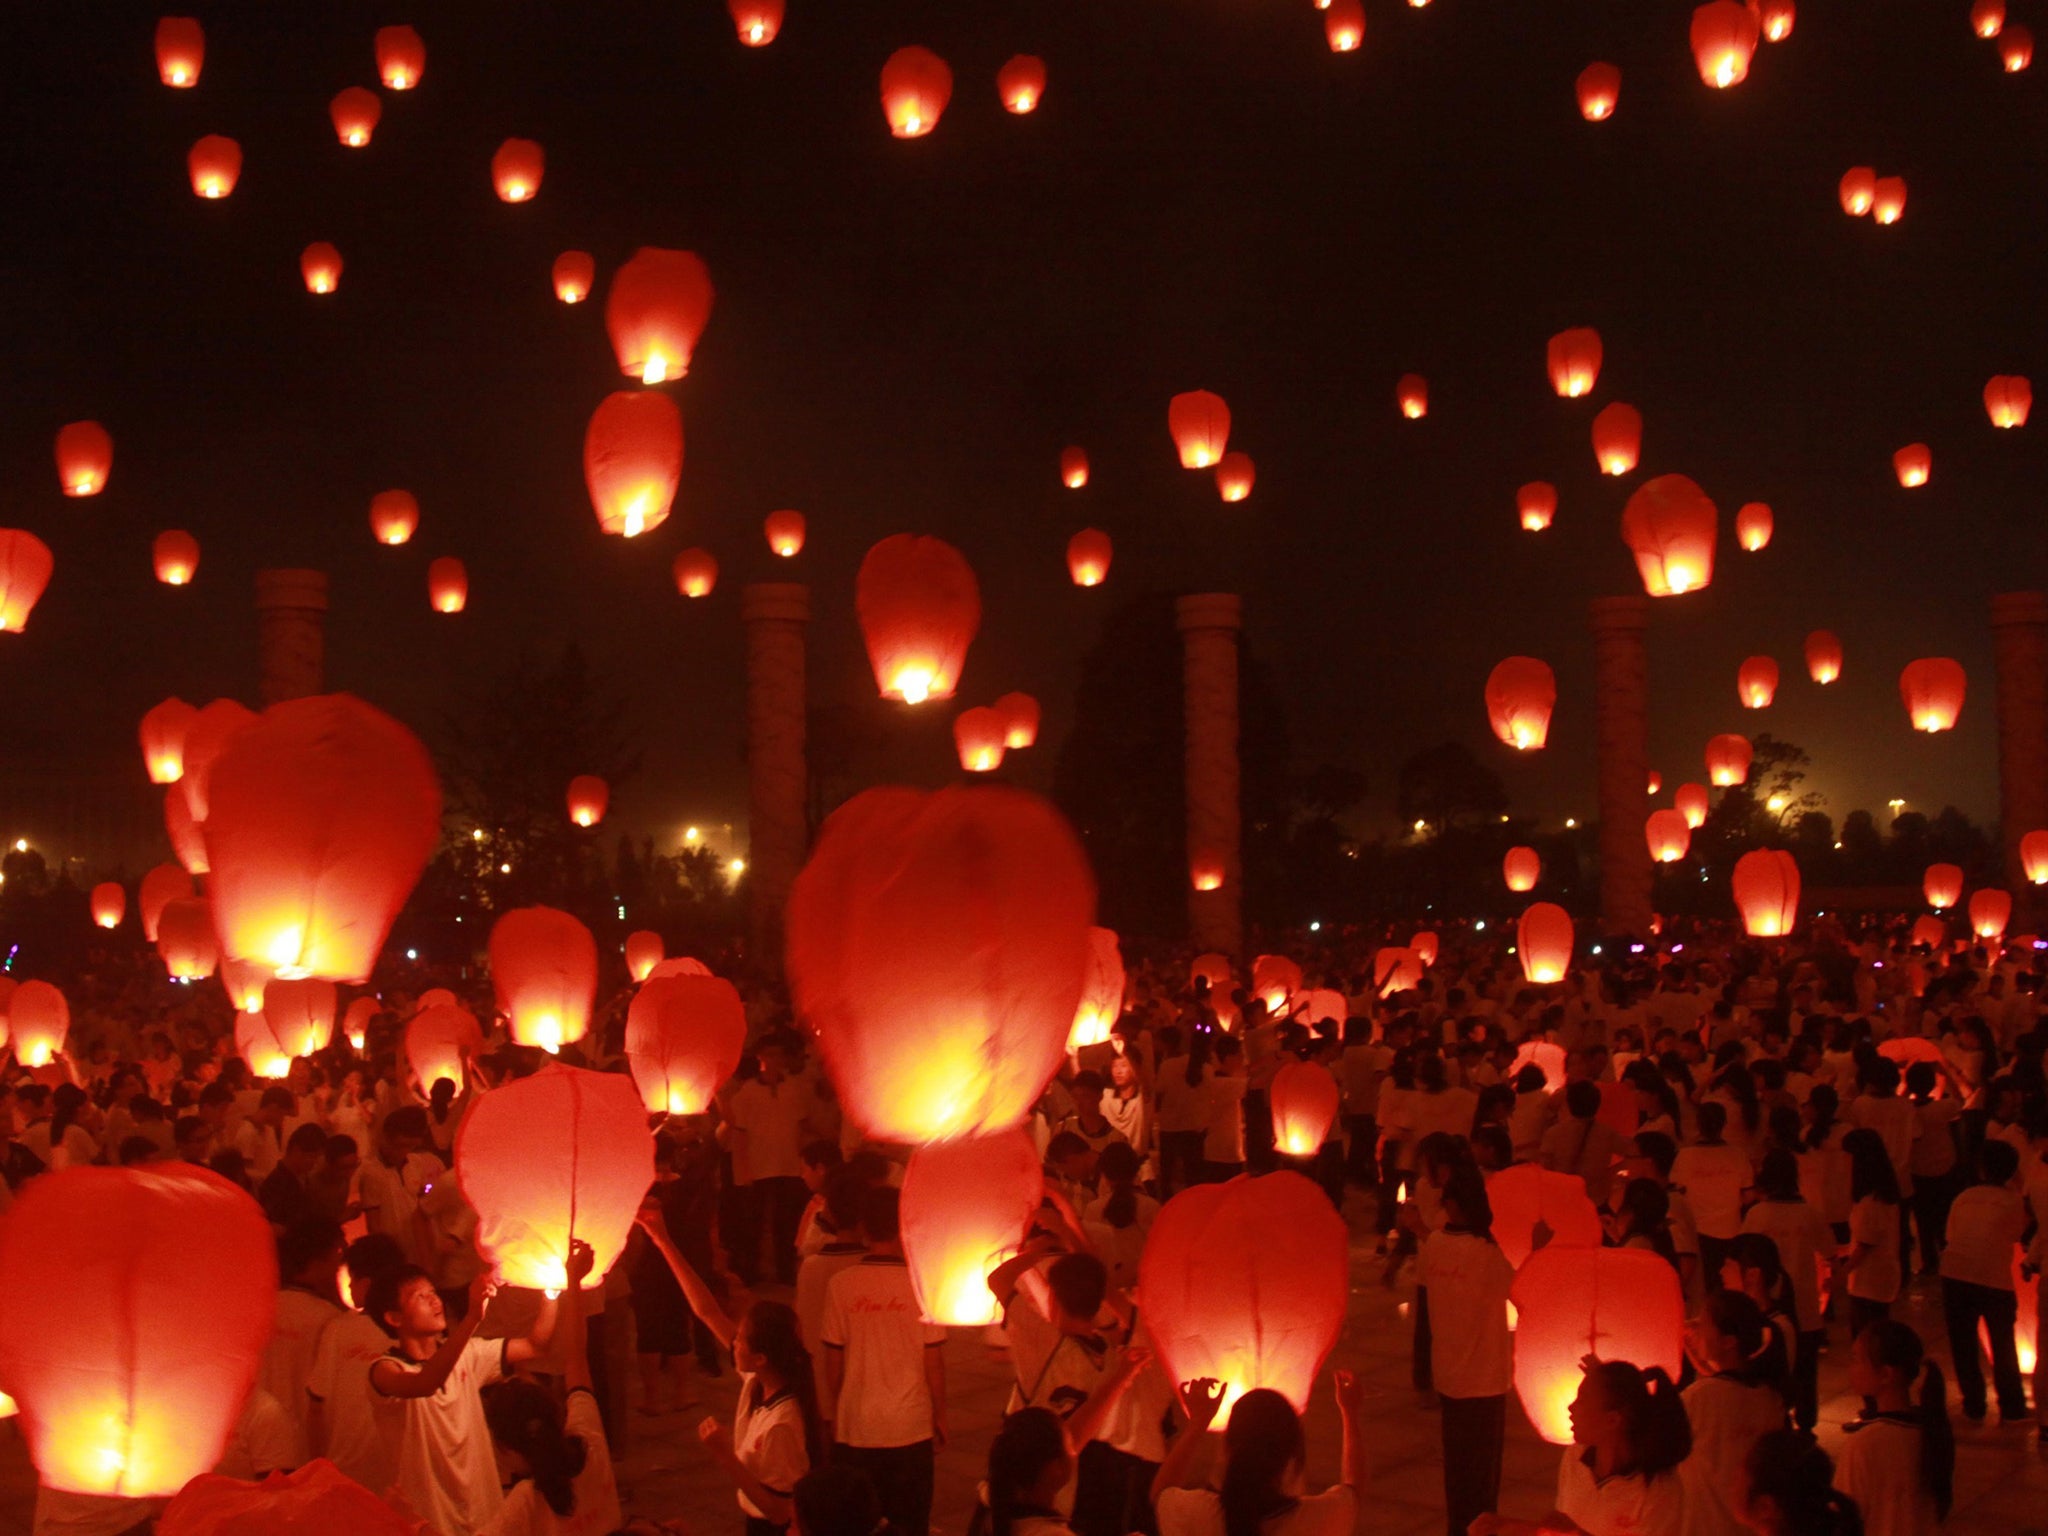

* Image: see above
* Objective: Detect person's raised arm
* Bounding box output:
[370,1273,494,1400]
[555,1241,595,1393]
[1150,1377,1224,1504]
[505,1280,563,1366]
[1061,1345,1150,1456]
[986,1233,1060,1310]
[1335,1367,1367,1490]
[634,1201,736,1349]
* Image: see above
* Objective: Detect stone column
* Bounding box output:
[1991,591,2048,897]
[255,569,329,705]
[1177,594,1243,957]
[1590,596,1652,935]
[743,583,810,969]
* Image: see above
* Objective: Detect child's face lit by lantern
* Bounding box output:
[389,1276,446,1336]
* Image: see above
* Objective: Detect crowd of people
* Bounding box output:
[2,910,2046,1536]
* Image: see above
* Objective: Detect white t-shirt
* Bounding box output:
[730,1078,813,1184]
[1678,1376,1785,1536]
[1846,1196,1901,1303]
[1669,1145,1751,1240]
[212,1386,298,1480]
[821,1256,947,1447]
[1834,1417,1938,1536]
[1739,1199,1833,1331]
[259,1285,345,1465]
[796,1243,869,1359]
[1200,1075,1248,1165]
[732,1375,810,1520]
[1939,1185,2025,1289]
[1847,1097,1918,1197]
[1556,1450,1684,1536]
[1414,1229,1513,1399]
[1155,1485,1356,1536]
[306,1311,399,1495]
[476,1389,621,1536]
[373,1335,509,1536]
[357,1151,446,1268]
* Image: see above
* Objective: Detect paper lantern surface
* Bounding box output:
[953,707,1007,773]
[1168,390,1230,468]
[1547,327,1602,397]
[178,699,259,826]
[625,930,665,982]
[262,977,337,1057]
[405,1004,482,1096]
[1503,846,1540,892]
[428,558,467,613]
[375,25,425,89]
[56,421,113,497]
[1899,658,1965,732]
[1485,657,1556,750]
[1060,447,1089,489]
[553,250,595,304]
[1690,0,1761,87]
[1069,927,1126,1050]
[584,390,682,538]
[1969,888,2012,940]
[1732,849,1800,937]
[901,1131,1044,1325]
[1488,1163,1604,1270]
[1645,809,1691,864]
[158,1458,427,1536]
[1705,734,1752,787]
[187,136,242,199]
[1923,863,1964,910]
[90,882,126,930]
[1592,402,1642,475]
[673,548,717,598]
[856,535,981,705]
[1805,630,1842,684]
[1621,474,1717,596]
[300,243,342,295]
[156,17,204,86]
[1269,1061,1340,1157]
[880,46,953,137]
[1985,376,2031,428]
[330,87,382,147]
[492,138,544,202]
[1577,62,1620,120]
[370,490,418,546]
[8,981,69,1068]
[490,906,599,1052]
[1517,902,1574,983]
[729,0,785,45]
[153,530,200,586]
[1510,1245,1683,1444]
[566,774,610,828]
[139,698,198,785]
[156,896,220,981]
[1518,482,1557,531]
[0,530,54,632]
[604,247,715,384]
[625,974,747,1116]
[1737,656,1779,709]
[998,55,1046,113]
[1067,528,1112,587]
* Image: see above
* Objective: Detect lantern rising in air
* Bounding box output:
[1984,376,2032,428]
[187,135,241,199]
[1690,1,1761,88]
[300,242,342,295]
[674,548,717,598]
[1621,474,1718,596]
[55,421,113,498]
[375,25,425,89]
[139,698,197,785]
[1975,0,2008,37]
[994,693,1040,750]
[1893,443,1931,486]
[566,775,609,828]
[1546,328,1603,398]
[1805,630,1842,684]
[1839,167,1876,216]
[1503,846,1539,893]
[1734,502,1773,552]
[155,17,204,86]
[1756,1,1796,42]
[553,251,595,304]
[1517,902,1575,984]
[1737,656,1779,709]
[1060,447,1089,489]
[152,531,199,587]
[902,1132,1044,1326]
[1215,452,1256,503]
[998,55,1046,113]
[1396,374,1429,419]
[1511,1247,1683,1444]
[330,88,382,147]
[1269,1061,1340,1157]
[2021,831,2048,885]
[1070,927,1127,1050]
[90,883,125,930]
[428,558,467,613]
[1518,482,1557,532]
[1645,810,1691,865]
[1168,390,1231,468]
[765,510,806,557]
[0,530,54,632]
[1899,658,1965,732]
[491,138,544,202]
[491,907,599,1053]
[2001,25,2033,70]
[626,974,747,1116]
[624,931,665,983]
[1732,849,1800,937]
[856,535,980,705]
[370,490,418,546]
[583,390,683,538]
[1923,863,1965,910]
[1325,0,1365,51]
[1576,62,1620,120]
[1705,734,1753,787]
[1675,782,1710,830]
[1067,528,1111,587]
[881,46,954,137]
[1871,177,1907,226]
[953,708,1007,773]
[1485,657,1556,751]
[729,0,785,46]
[1592,402,1642,475]
[605,247,715,384]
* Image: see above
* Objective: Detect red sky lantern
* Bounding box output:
[177,699,258,827]
[1621,473,1718,596]
[857,534,981,705]
[139,864,192,946]
[1985,375,2032,428]
[1168,390,1231,468]
[881,46,953,137]
[2002,24,2034,69]
[729,0,785,46]
[375,25,425,89]
[152,531,199,586]
[1576,61,1620,120]
[156,895,220,981]
[645,957,711,981]
[1215,451,1256,503]
[625,974,746,1115]
[953,707,1007,773]
[1592,401,1642,475]
[1270,1061,1340,1157]
[998,55,1046,113]
[1138,1171,1347,1421]
[1396,373,1429,418]
[165,786,208,875]
[427,557,467,613]
[1503,846,1540,892]
[1733,849,1800,936]
[1325,0,1365,51]
[1923,863,1965,909]
[1190,953,1233,993]
[1893,444,1933,488]
[1070,927,1126,1050]
[1871,178,1908,226]
[553,250,595,303]
[1411,930,1440,968]
[492,138,544,202]
[584,390,682,538]
[90,883,125,931]
[1488,1162,1604,1270]
[765,509,806,557]
[1705,733,1752,787]
[1673,781,1709,830]
[206,695,441,982]
[1900,657,1966,732]
[220,959,271,1016]
[8,981,68,1068]
[341,995,377,1051]
[1645,809,1692,864]
[1485,656,1556,751]
[994,692,1040,749]
[1909,915,1948,952]
[1251,953,1301,1017]
[55,421,112,498]
[490,906,599,1053]
[787,786,1094,1143]
[1517,902,1574,983]
[1067,528,1111,587]
[155,17,204,86]
[674,548,717,598]
[1060,446,1089,489]
[1734,501,1773,551]
[1839,166,1876,216]
[1805,630,1842,684]
[1755,0,1796,41]
[566,774,609,828]
[902,1131,1044,1326]
[369,489,418,546]
[1737,656,1779,709]
[161,1453,433,1536]
[1970,888,2013,940]
[2022,831,2048,885]
[234,1010,291,1080]
[299,242,342,295]
[1511,1246,1683,1444]
[0,530,54,632]
[458,1063,654,1293]
[1975,0,2008,37]
[329,87,382,147]
[624,930,665,983]
[1518,482,1557,532]
[0,1165,276,1496]
[1691,1,1761,87]
[605,247,715,384]
[1647,769,1663,794]
[1547,327,1603,398]
[262,977,336,1057]
[1189,847,1226,893]
[187,135,241,199]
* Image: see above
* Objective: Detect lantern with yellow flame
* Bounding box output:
[490,906,598,1053]
[902,1131,1043,1326]
[856,534,980,705]
[626,974,746,1116]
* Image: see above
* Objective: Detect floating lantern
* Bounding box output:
[155,17,204,87]
[2002,25,2033,69]
[1592,402,1642,475]
[994,693,1040,749]
[1412,931,1440,967]
[881,46,953,137]
[1067,528,1112,587]
[1892,443,1933,488]
[300,243,342,295]
[998,55,1046,113]
[164,789,208,876]
[1396,373,1429,419]
[1985,376,2032,428]
[1486,657,1556,751]
[1189,848,1227,893]
[161,1453,429,1535]
[1060,447,1089,489]
[1675,782,1710,829]
[1871,178,1907,226]
[583,390,682,539]
[1969,888,2012,940]
[1191,953,1234,993]
[553,251,595,303]
[626,974,746,1115]
[1735,502,1773,552]
[1983,1253,2039,1376]
[152,531,199,586]
[1547,328,1603,398]
[624,931,664,983]
[1518,482,1557,532]
[765,510,806,557]
[489,907,598,1053]
[1270,1061,1341,1157]
[1900,657,1965,732]
[729,0,785,46]
[370,490,418,546]
[1756,0,1796,42]
[566,775,609,828]
[1647,770,1663,795]
[1923,863,1965,910]
[1251,954,1302,1017]
[139,865,192,945]
[1975,0,2008,37]
[1511,1246,1684,1444]
[375,25,425,89]
[1504,846,1540,892]
[856,534,980,705]
[491,138,544,202]
[1168,390,1231,468]
[1645,810,1692,864]
[220,959,271,1015]
[55,421,112,498]
[1069,928,1126,1050]
[645,957,711,981]
[342,996,377,1052]
[1375,949,1423,996]
[1737,656,1779,709]
[233,1011,291,1080]
[1691,1,1761,87]
[90,883,125,931]
[901,1131,1043,1326]
[2022,831,2048,884]
[187,136,241,199]
[1517,902,1575,983]
[428,557,467,612]
[262,978,336,1057]
[156,896,220,981]
[1839,167,1876,216]
[953,708,1007,773]
[674,548,717,597]
[329,88,382,147]
[1215,451,1256,503]
[178,700,258,827]
[1576,62,1620,120]
[1733,849,1800,936]
[1488,1161,1603,1269]
[1705,734,1752,787]
[1805,630,1842,684]
[1325,0,1365,51]
[0,530,54,632]
[8,982,68,1069]
[605,247,715,384]
[1621,474,1717,596]
[1910,915,1949,951]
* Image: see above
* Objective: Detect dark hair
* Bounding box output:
[1978,1139,2019,1186]
[794,1465,891,1536]
[1858,1320,1953,1519]
[1561,1079,1599,1120]
[1803,1085,1840,1149]
[1581,1360,1692,1475]
[801,1138,843,1172]
[259,1085,296,1113]
[363,1263,436,1337]
[286,1122,328,1158]
[48,1084,87,1146]
[1441,1165,1494,1240]
[1766,1104,1803,1155]
[1745,1430,1862,1536]
[1695,1100,1728,1142]
[1513,1063,1549,1094]
[1046,1252,1108,1321]
[1097,1141,1142,1228]
[1728,1232,1795,1320]
[1903,1061,1938,1101]
[116,1135,158,1165]
[1701,1290,1787,1396]
[1757,1148,1801,1202]
[208,1149,250,1188]
[1470,1124,1513,1170]
[984,1407,1067,1536]
[740,1299,826,1471]
[278,1217,345,1279]
[481,1376,588,1516]
[823,1166,869,1233]
[1044,1130,1090,1164]
[1858,1055,1900,1096]
[344,1232,408,1295]
[861,1185,901,1243]
[383,1105,429,1141]
[1219,1389,1303,1536]
[173,1114,209,1149]
[1841,1129,1899,1205]
[1632,1130,1677,1179]
[325,1133,359,1162]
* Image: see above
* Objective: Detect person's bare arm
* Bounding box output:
[505,1286,563,1366]
[1151,1378,1224,1502]
[635,1204,737,1349]
[1061,1345,1149,1455]
[370,1275,493,1399]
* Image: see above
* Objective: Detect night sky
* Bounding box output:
[4,0,2043,866]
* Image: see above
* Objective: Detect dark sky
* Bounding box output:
[3,0,2043,866]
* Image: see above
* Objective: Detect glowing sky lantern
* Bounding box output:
[1138,1172,1347,1422]
[1734,501,1773,552]
[605,247,715,384]
[1621,474,1718,596]
[1732,848,1800,936]
[150,530,198,587]
[1909,915,1948,952]
[8,982,67,1069]
[1069,928,1126,1050]
[164,787,208,875]
[1975,0,2008,37]
[156,895,220,981]
[1060,447,1090,489]
[0,1165,276,1496]
[1325,0,1365,52]
[1190,953,1233,993]
[1923,863,1965,910]
[1546,327,1603,398]
[998,55,1046,113]
[187,135,241,199]
[953,707,1007,773]
[369,489,418,546]
[458,1063,654,1293]
[625,974,746,1116]
[1871,177,1907,226]
[856,534,980,705]
[1488,1162,1604,1270]
[342,995,378,1051]
[1966,888,2010,939]
[1805,630,1842,684]
[138,864,192,945]
[1839,166,1876,216]
[299,242,342,295]
[1592,402,1642,475]
[765,509,806,557]
[329,87,382,147]
[233,1011,291,1079]
[206,694,441,982]
[0,530,54,633]
[1067,528,1112,587]
[1518,482,1557,532]
[178,699,258,827]
[262,977,337,1057]
[1503,846,1540,892]
[1645,809,1692,864]
[1576,61,1620,120]
[1517,902,1574,983]
[155,17,204,86]
[1511,1246,1683,1444]
[375,25,425,89]
[90,883,126,931]
[1485,657,1556,751]
[1705,734,1752,787]
[1984,375,2032,428]
[583,390,682,538]
[673,548,717,598]
[1664,785,1705,836]
[566,775,609,828]
[1168,390,1231,468]
[880,46,953,137]
[490,906,598,1053]
[1215,451,1256,503]
[1270,1062,1341,1157]
[220,958,271,1015]
[2002,25,2034,69]
[428,558,466,612]
[1755,0,1796,42]
[1251,954,1302,1017]
[994,692,1040,749]
[902,1131,1043,1326]
[786,786,1094,1144]
[1691,1,1761,87]
[1899,657,1966,732]
[553,250,595,304]
[1396,373,1429,419]
[491,138,544,202]
[729,0,785,46]
[55,421,112,498]
[2023,831,2048,885]
[1737,656,1779,709]
[1189,847,1226,893]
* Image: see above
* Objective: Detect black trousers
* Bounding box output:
[1244,1090,1275,1173]
[1344,1113,1378,1189]
[1158,1131,1206,1196]
[1847,1295,1891,1338]
[1440,1393,1507,1536]
[1792,1328,1824,1431]
[1697,1233,1731,1292]
[835,1440,935,1536]
[1910,1172,1956,1275]
[1942,1278,2028,1419]
[1074,1441,1160,1536]
[735,1175,810,1284]
[1412,1285,1433,1392]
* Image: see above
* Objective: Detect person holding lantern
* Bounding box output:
[1149,1370,1368,1536]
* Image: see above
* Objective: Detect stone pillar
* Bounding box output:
[1590,596,1653,936]
[743,583,810,969]
[255,569,329,705]
[1991,591,2048,898]
[1177,594,1243,957]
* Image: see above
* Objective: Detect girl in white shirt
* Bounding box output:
[1678,1294,1788,1536]
[1837,1130,1901,1337]
[981,1406,1079,1536]
[1834,1321,1952,1536]
[1150,1373,1366,1536]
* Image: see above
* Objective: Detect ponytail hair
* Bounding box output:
[1098,1141,1141,1229]
[1583,1360,1692,1476]
[1442,1165,1494,1241]
[480,1377,588,1517]
[1220,1389,1304,1536]
[742,1300,827,1471]
[1859,1320,1952,1519]
[985,1407,1068,1536]
[1744,1431,1862,1536]
[1702,1290,1787,1397]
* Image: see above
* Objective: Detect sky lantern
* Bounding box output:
[1518,482,1557,532]
[1517,902,1574,983]
[341,995,377,1052]
[1645,809,1692,864]
[1488,1163,1604,1270]
[566,775,609,828]
[1691,1,1761,87]
[1485,657,1556,751]
[1669,784,1707,834]
[219,959,271,1015]
[1138,1172,1347,1422]
[605,247,715,384]
[2001,25,2034,69]
[673,548,717,598]
[1215,451,1256,503]
[953,707,1007,773]
[1805,630,1842,684]
[622,931,666,984]
[645,957,712,982]
[1270,1062,1340,1157]
[369,490,418,546]
[8,982,68,1069]
[428,557,467,612]
[1592,402,1642,475]
[1189,848,1227,893]
[1871,177,1907,226]
[1546,327,1603,398]
[1191,953,1234,993]
[490,906,598,1053]
[1737,656,1779,709]
[1168,390,1231,468]
[156,896,220,981]
[162,1457,439,1536]
[205,695,441,982]
[902,1131,1044,1327]
[1324,0,1365,51]
[458,1063,654,1293]
[1923,863,1965,909]
[994,692,1041,749]
[1576,61,1620,120]
[1621,474,1717,596]
[765,509,806,557]
[164,786,209,875]
[583,390,682,539]
[178,699,258,827]
[491,138,544,202]
[234,1011,291,1079]
[880,46,953,137]
[1067,528,1112,587]
[1909,915,1948,953]
[91,883,126,931]
[375,25,424,89]
[856,534,981,705]
[1396,373,1429,419]
[1755,0,1796,41]
[1705,734,1752,787]
[1975,0,2008,37]
[998,55,1046,113]
[1069,927,1126,1050]
[151,531,199,586]
[187,135,241,199]
[55,421,112,498]
[1734,501,1773,552]
[1899,657,1965,731]
[1411,930,1441,968]
[1511,1246,1683,1445]
[625,974,746,1116]
[729,0,785,46]
[299,242,342,295]
[1251,953,1301,1017]
[1647,769,1663,794]
[329,87,382,147]
[1060,446,1090,489]
[262,978,336,1057]
[155,17,203,86]
[787,786,1094,1144]
[1503,846,1539,892]
[2022,831,2048,885]
[553,250,595,303]
[1839,167,1876,216]
[1970,888,2013,940]
[1984,375,2032,428]
[0,1165,276,1497]
[1732,849,1800,936]
[138,864,192,945]
[0,530,54,633]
